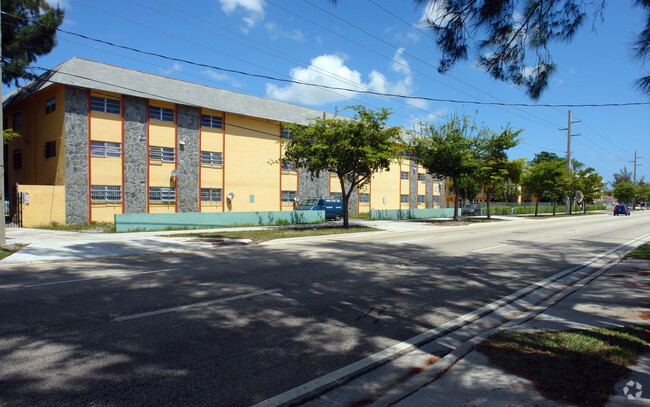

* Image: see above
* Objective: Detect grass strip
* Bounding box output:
[627,242,650,260]
[477,325,650,407]
[176,226,378,242]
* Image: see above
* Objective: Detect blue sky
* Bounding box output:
[6,0,649,185]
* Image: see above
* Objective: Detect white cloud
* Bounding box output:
[160,62,183,75]
[420,0,456,28]
[266,54,364,105]
[406,107,448,132]
[265,23,305,42]
[219,0,265,31]
[266,50,418,106]
[202,69,243,88]
[394,31,421,44]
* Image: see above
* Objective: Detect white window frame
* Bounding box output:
[281,128,293,139]
[201,188,223,202]
[201,114,223,129]
[91,141,122,158]
[359,193,370,203]
[401,171,409,180]
[281,190,297,202]
[45,141,56,158]
[13,112,21,130]
[149,105,174,122]
[149,187,176,202]
[418,173,426,181]
[13,149,22,169]
[281,161,297,171]
[91,185,122,202]
[45,97,56,114]
[200,151,223,166]
[400,194,409,203]
[149,146,175,162]
[91,96,121,114]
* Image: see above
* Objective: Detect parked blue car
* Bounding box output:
[613,204,630,216]
[295,198,344,220]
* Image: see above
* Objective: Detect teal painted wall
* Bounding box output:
[115,210,325,232]
[369,208,459,220]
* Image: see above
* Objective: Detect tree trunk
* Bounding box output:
[452,179,460,221]
[339,176,349,228]
[486,188,492,219]
[553,200,556,216]
[535,193,540,216]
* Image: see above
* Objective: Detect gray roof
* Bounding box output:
[3,58,331,125]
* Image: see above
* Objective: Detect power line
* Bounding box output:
[3,9,649,108]
[321,0,561,128]
[128,0,443,122]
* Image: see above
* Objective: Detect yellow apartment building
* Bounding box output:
[2,58,444,225]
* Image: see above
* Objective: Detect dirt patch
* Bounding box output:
[628,282,650,287]
[187,238,263,246]
[408,356,442,376]
[421,220,469,226]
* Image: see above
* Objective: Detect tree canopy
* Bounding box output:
[475,125,522,218]
[611,166,634,188]
[612,181,637,204]
[412,0,650,99]
[521,158,567,216]
[410,113,485,221]
[281,105,402,228]
[1,0,64,85]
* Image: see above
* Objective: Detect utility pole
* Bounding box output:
[632,151,643,184]
[559,110,581,214]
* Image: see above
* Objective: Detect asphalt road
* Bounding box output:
[1,212,649,406]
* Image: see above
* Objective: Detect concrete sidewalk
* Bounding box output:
[373,257,650,407]
[0,220,443,266]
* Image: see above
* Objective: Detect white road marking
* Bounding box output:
[471,244,507,253]
[25,268,179,288]
[113,288,282,321]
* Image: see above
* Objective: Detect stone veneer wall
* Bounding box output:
[298,169,330,201]
[123,96,148,214]
[64,86,90,224]
[409,160,417,209]
[176,106,200,213]
[426,174,433,208]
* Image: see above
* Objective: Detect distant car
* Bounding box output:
[613,204,630,216]
[461,204,481,216]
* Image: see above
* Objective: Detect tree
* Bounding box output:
[411,113,483,221]
[3,129,21,143]
[531,151,561,164]
[611,166,633,188]
[612,181,636,204]
[476,126,522,219]
[492,158,526,203]
[574,167,604,213]
[578,167,604,204]
[413,0,650,99]
[521,159,566,216]
[281,105,402,228]
[636,181,650,206]
[456,175,480,203]
[2,0,64,85]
